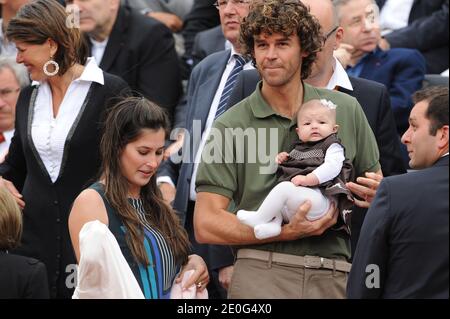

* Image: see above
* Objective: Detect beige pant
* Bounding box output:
[228,257,348,299]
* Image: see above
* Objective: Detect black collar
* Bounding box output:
[86,5,131,71]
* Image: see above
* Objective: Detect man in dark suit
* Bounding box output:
[348,86,449,298]
[376,0,449,74]
[66,0,182,124]
[191,25,226,68]
[181,0,220,79]
[157,0,252,298]
[226,0,406,255]
[334,0,427,135]
[347,48,426,135]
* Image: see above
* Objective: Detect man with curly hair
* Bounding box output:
[157,0,253,299]
[194,0,381,298]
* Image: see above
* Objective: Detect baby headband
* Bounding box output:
[319,99,338,110]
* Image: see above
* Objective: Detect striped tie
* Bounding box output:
[215,55,247,119]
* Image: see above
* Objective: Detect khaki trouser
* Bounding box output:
[228,250,349,299]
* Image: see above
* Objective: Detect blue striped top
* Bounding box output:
[89,183,178,299]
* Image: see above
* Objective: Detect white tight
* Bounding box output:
[237,181,331,240]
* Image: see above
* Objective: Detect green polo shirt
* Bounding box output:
[196,82,380,260]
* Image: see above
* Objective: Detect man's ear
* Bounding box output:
[437,125,449,151]
[334,27,345,49]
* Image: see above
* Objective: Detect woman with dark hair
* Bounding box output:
[69,97,209,299]
[0,0,129,298]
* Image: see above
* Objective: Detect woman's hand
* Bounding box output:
[176,254,210,291]
[218,265,234,291]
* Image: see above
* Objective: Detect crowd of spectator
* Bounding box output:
[0,0,448,300]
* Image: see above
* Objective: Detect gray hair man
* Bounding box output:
[0,56,29,161]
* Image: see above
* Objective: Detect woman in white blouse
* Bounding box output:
[0,0,129,298]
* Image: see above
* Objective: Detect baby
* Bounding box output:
[237,99,355,240]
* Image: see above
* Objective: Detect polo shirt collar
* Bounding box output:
[249,81,321,120]
[250,81,277,119]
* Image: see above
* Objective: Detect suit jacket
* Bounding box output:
[356,47,426,134]
[175,25,226,127]
[180,0,220,79]
[376,0,449,74]
[226,69,406,254]
[348,156,449,298]
[159,50,235,272]
[89,5,182,124]
[192,26,226,68]
[0,252,49,299]
[0,74,129,298]
[181,0,220,57]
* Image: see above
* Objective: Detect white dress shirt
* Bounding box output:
[326,57,354,91]
[89,37,109,66]
[0,129,14,162]
[189,50,253,201]
[31,58,104,183]
[379,0,415,36]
